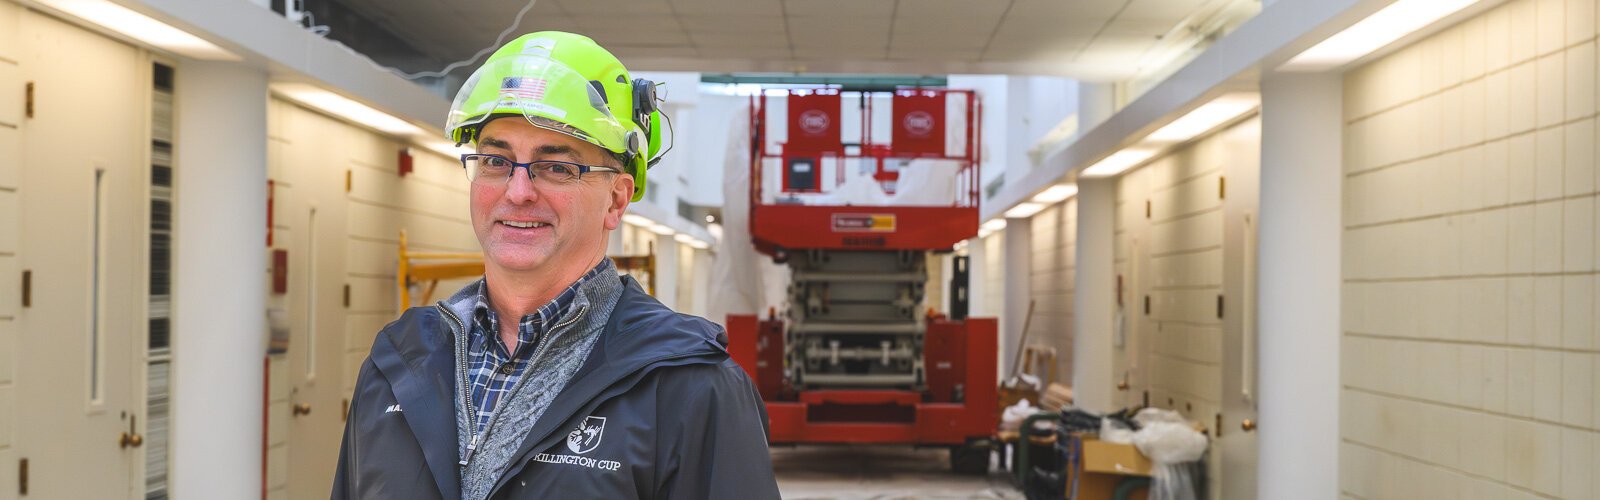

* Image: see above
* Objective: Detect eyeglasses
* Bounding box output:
[460,153,623,188]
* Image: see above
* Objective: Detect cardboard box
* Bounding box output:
[1065,438,1152,500]
[1080,439,1153,476]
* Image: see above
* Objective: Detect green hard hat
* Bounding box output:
[446,31,659,201]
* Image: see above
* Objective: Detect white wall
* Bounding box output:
[1029,199,1078,386]
[1340,0,1600,497]
[263,97,480,499]
[0,2,20,497]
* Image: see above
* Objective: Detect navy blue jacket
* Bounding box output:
[331,277,780,499]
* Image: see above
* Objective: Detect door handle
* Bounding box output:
[293,403,313,417]
[120,414,144,448]
[119,432,144,448]
[1240,419,1256,432]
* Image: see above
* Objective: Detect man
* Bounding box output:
[332,31,781,500]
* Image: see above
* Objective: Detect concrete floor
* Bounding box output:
[773,445,1023,500]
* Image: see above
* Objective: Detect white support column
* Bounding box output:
[1257,73,1342,498]
[654,233,679,308]
[170,61,268,499]
[1000,219,1031,378]
[691,248,713,318]
[1072,178,1116,412]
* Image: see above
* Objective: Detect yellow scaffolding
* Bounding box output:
[397,230,485,308]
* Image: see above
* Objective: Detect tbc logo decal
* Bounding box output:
[902,110,935,137]
[567,416,606,454]
[798,109,830,135]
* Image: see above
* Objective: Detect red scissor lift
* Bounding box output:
[725,87,997,473]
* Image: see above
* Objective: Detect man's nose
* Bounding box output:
[503,166,541,203]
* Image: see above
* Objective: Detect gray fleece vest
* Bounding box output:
[441,270,625,500]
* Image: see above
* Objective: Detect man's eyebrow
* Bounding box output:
[476,137,583,161]
[534,144,582,161]
[478,136,512,151]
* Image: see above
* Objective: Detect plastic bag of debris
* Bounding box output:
[1001,398,1036,431]
[1132,421,1208,500]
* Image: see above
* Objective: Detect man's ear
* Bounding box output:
[603,174,635,231]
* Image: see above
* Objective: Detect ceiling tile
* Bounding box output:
[1102,18,1180,37]
[892,0,1008,22]
[888,48,983,62]
[783,0,895,18]
[1004,0,1120,20]
[1118,0,1207,20]
[677,15,788,33]
[689,32,790,49]
[610,46,703,58]
[670,0,784,16]
[891,16,996,37]
[890,32,991,51]
[696,46,793,58]
[583,29,696,47]
[994,12,1109,37]
[554,0,676,15]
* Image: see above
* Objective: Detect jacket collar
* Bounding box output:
[370,274,730,499]
[487,275,731,494]
[366,306,463,500]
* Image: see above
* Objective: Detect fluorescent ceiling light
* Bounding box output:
[673,234,694,244]
[1081,148,1157,178]
[981,219,1007,232]
[1032,184,1079,204]
[621,214,654,227]
[648,223,676,236]
[271,83,424,137]
[687,239,710,250]
[977,228,994,238]
[1004,202,1045,219]
[41,0,239,60]
[1147,93,1259,143]
[1281,0,1478,71]
[706,223,723,241]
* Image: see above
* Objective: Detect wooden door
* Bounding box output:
[14,10,148,498]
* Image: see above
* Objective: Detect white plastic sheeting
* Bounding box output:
[889,159,963,206]
[709,104,790,323]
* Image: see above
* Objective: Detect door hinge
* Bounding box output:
[20,270,30,308]
[344,169,352,192]
[1215,413,1223,438]
[18,458,27,495]
[24,82,33,119]
[1143,295,1151,316]
[1219,176,1226,199]
[342,398,350,421]
[1145,199,1151,219]
[1217,294,1224,319]
[343,284,351,308]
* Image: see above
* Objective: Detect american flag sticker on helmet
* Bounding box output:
[501,77,547,100]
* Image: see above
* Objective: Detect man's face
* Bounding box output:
[470,118,633,275]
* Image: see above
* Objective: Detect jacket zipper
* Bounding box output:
[449,303,591,468]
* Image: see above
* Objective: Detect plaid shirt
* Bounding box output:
[465,259,613,439]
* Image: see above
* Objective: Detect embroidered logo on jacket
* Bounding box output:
[566,416,606,454]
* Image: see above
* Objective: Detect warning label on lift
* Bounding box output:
[832,213,896,232]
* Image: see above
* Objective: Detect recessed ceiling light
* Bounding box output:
[1281,0,1479,71]
[1147,93,1259,143]
[1031,184,1079,204]
[271,83,423,137]
[40,0,239,61]
[1081,149,1157,178]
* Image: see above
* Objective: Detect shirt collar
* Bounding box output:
[471,259,615,345]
